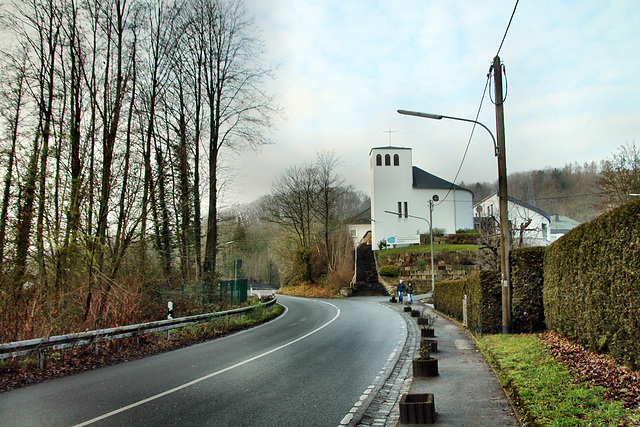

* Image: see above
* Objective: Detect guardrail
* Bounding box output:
[0,296,277,367]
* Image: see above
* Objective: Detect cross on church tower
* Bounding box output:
[383,126,397,146]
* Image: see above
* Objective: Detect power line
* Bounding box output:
[496,0,520,57]
[437,73,491,207]
[437,0,519,206]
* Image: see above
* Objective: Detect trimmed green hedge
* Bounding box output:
[433,277,465,320]
[434,270,501,334]
[544,200,640,369]
[510,246,546,332]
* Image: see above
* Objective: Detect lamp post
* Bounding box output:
[384,198,436,294]
[398,108,512,333]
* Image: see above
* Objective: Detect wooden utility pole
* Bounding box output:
[493,55,512,334]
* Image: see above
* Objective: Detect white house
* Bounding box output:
[369,146,474,249]
[474,192,552,246]
[347,208,374,247]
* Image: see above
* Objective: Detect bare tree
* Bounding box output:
[187,0,277,284]
[596,142,640,211]
[313,151,346,271]
[267,164,317,251]
[11,0,63,285]
[0,51,27,279]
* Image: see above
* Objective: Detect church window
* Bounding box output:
[385,154,391,166]
[404,202,408,218]
[397,202,402,217]
[376,154,382,166]
[394,154,400,166]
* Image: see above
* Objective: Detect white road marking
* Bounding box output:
[74,300,340,426]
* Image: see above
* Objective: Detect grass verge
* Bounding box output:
[0,303,285,392]
[169,304,285,343]
[379,243,479,257]
[477,334,632,426]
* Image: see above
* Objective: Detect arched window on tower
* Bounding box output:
[385,154,391,166]
[376,154,382,166]
[393,154,399,166]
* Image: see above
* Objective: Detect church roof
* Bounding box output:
[412,167,473,194]
[369,146,411,154]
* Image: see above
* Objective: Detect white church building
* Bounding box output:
[369,146,474,250]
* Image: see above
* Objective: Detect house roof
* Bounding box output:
[550,214,580,233]
[347,207,371,224]
[412,167,473,194]
[474,192,551,222]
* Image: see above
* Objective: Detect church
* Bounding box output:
[368,146,474,249]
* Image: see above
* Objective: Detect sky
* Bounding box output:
[224,0,640,205]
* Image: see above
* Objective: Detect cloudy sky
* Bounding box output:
[225,0,640,205]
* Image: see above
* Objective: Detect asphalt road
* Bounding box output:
[0,295,404,426]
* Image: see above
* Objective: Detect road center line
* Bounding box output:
[73,300,340,426]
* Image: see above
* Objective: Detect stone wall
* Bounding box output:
[399,264,478,282]
[383,250,479,283]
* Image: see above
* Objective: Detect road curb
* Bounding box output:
[342,302,419,426]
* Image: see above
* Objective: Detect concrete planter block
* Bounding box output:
[421,328,435,337]
[399,393,436,424]
[413,357,439,377]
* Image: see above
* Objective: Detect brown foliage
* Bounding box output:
[540,331,640,409]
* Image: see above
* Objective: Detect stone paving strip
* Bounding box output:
[339,303,419,427]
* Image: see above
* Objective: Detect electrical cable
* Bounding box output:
[434,73,492,208]
[489,63,508,105]
[496,0,519,57]
[432,0,518,210]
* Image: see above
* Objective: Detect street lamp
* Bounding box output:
[398,108,512,333]
[384,197,437,294]
[397,110,499,157]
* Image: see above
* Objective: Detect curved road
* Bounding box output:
[0,295,406,426]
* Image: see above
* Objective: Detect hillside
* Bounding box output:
[462,161,602,223]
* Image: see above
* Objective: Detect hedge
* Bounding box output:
[434,270,501,334]
[433,277,465,320]
[544,200,640,369]
[510,246,546,332]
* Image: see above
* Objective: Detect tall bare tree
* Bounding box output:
[267,164,317,251]
[313,151,346,271]
[0,51,27,278]
[189,0,276,284]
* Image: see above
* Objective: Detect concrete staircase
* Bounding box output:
[352,243,389,296]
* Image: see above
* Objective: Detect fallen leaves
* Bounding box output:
[539,331,640,410]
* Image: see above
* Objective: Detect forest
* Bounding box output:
[0,0,278,341]
[465,154,635,224]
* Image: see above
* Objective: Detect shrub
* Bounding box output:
[433,270,501,334]
[544,200,640,369]
[444,233,479,245]
[379,265,399,277]
[510,246,546,333]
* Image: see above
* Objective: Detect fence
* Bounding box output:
[0,296,277,368]
[156,279,249,310]
[219,278,248,304]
